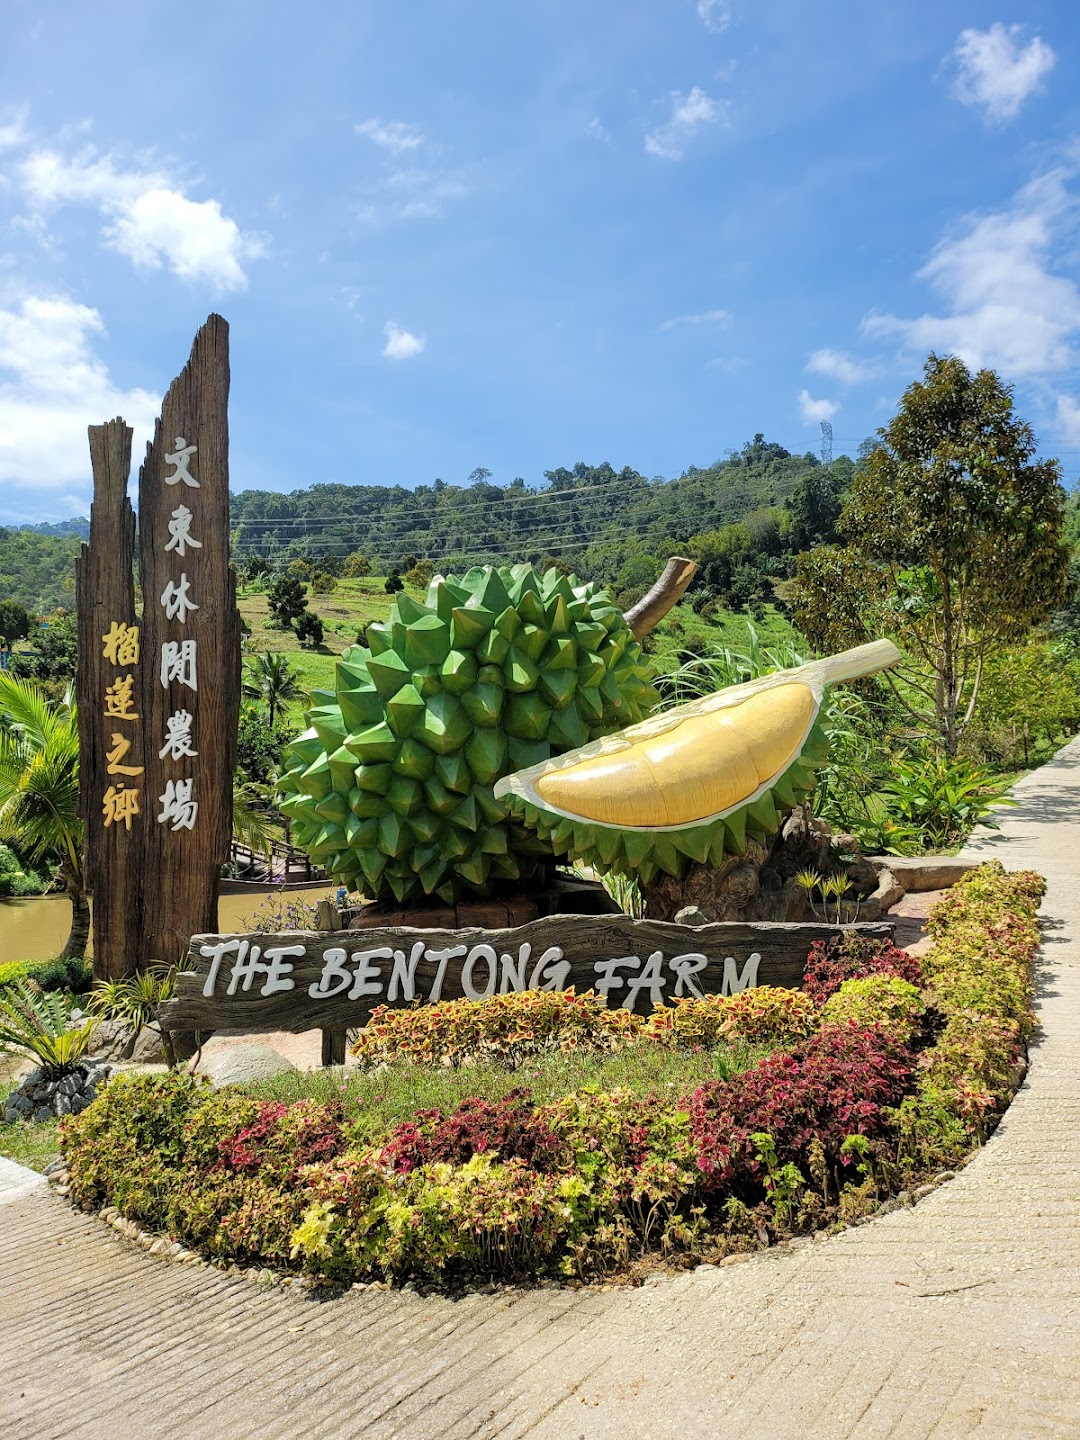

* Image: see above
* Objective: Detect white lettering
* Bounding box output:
[388,941,425,1002]
[425,945,467,1002]
[309,947,353,999]
[721,952,762,995]
[200,939,239,997]
[499,943,530,993]
[593,954,639,1001]
[260,944,302,997]
[623,949,666,1011]
[669,952,709,999]
[225,941,262,995]
[529,945,571,991]
[461,944,498,1000]
[349,946,391,1000]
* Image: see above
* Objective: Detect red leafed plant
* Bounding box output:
[689,1021,913,1190]
[803,932,923,1006]
[376,1091,567,1175]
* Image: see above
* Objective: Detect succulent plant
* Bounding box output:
[276,564,659,904]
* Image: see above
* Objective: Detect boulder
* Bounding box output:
[129,1027,167,1065]
[864,856,980,892]
[196,1044,298,1089]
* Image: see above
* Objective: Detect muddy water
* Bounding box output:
[0,887,336,965]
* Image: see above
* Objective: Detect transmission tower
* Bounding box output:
[819,420,833,465]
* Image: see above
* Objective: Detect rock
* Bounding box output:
[196,1044,298,1088]
[88,1018,137,1063]
[33,1106,53,1123]
[914,1184,936,1200]
[674,906,710,927]
[870,867,905,913]
[129,1027,166,1065]
[864,856,980,892]
[904,936,936,958]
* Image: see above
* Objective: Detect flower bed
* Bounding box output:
[60,861,1042,1288]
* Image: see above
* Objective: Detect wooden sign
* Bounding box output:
[76,421,141,981]
[160,917,895,1034]
[77,316,241,980]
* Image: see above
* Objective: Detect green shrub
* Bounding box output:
[0,953,92,995]
[821,975,925,1045]
[0,981,97,1075]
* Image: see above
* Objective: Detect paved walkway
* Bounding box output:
[3,745,1080,1440]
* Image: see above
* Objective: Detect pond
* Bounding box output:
[0,886,337,966]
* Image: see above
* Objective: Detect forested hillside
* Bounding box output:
[0,528,81,612]
[1,436,850,613]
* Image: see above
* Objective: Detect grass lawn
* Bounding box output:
[242,1039,768,1142]
[0,1086,60,1172]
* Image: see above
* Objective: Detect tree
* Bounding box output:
[235,708,291,785]
[384,571,404,595]
[266,574,308,629]
[341,552,371,578]
[242,652,303,728]
[791,355,1070,756]
[0,676,87,957]
[404,559,435,589]
[310,571,337,595]
[8,609,78,697]
[294,612,324,648]
[0,599,30,651]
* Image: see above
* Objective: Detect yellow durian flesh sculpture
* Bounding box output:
[495,640,900,884]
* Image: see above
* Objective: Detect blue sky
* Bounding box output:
[1,1,1080,523]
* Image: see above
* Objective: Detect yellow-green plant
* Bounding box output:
[0,980,97,1075]
[89,967,178,1067]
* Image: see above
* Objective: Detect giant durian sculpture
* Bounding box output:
[277,559,899,904]
[276,564,660,904]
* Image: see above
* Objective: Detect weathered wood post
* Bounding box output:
[137,316,241,975]
[76,421,141,981]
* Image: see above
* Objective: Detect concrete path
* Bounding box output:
[3,746,1080,1440]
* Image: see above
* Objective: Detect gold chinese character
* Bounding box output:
[102,784,140,831]
[105,732,144,778]
[103,674,140,721]
[101,622,140,666]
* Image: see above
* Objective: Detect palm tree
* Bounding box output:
[242,651,303,729]
[0,675,88,959]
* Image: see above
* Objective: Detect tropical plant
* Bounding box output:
[242,652,304,728]
[89,966,179,1068]
[879,753,1014,851]
[0,674,87,957]
[0,979,97,1075]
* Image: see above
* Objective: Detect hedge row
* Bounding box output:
[61,861,1042,1287]
[0,953,92,994]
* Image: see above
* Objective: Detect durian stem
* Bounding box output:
[806,639,902,687]
[624,556,698,638]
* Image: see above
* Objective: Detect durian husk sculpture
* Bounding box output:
[276,565,659,906]
[495,639,900,885]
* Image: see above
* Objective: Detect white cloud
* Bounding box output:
[586,118,610,144]
[645,87,727,160]
[951,24,1056,124]
[1054,392,1080,442]
[806,348,875,384]
[382,321,425,360]
[0,293,159,519]
[697,0,731,32]
[862,168,1080,378]
[18,146,263,291]
[0,116,27,155]
[798,389,838,423]
[355,118,425,154]
[358,167,470,223]
[659,308,730,330]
